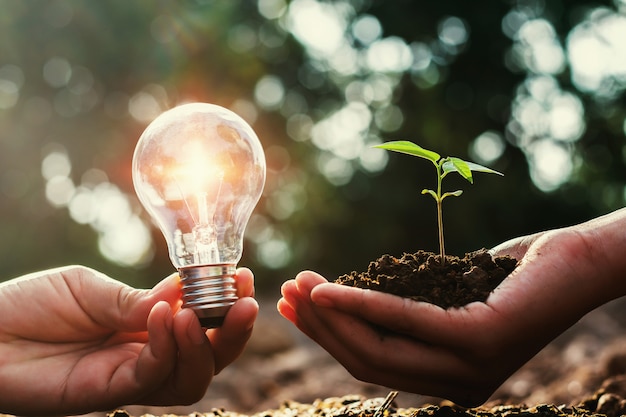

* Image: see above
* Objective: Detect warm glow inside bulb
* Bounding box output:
[132,102,266,328]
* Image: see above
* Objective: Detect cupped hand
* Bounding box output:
[278,211,626,406]
[0,266,258,416]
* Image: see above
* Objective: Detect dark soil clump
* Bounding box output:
[335,249,518,308]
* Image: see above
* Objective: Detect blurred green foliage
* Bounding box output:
[0,0,624,294]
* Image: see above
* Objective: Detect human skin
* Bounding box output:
[278,208,626,406]
[0,266,258,416]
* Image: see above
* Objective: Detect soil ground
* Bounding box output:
[109,250,626,417]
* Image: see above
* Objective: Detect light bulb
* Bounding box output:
[132,103,266,328]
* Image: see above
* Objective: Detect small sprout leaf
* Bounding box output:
[442,190,463,200]
[444,157,473,183]
[374,141,440,163]
[422,189,438,200]
[465,161,504,176]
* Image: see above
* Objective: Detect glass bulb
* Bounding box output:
[132,103,266,328]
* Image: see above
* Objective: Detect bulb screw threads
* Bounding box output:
[179,264,238,328]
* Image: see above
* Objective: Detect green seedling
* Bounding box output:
[374,140,503,265]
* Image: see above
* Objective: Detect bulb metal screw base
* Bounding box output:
[179,264,238,329]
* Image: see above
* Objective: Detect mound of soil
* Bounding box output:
[334,249,518,308]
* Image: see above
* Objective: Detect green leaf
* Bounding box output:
[442,158,504,183]
[465,161,504,176]
[442,190,463,200]
[443,157,473,183]
[374,141,440,163]
[421,189,438,200]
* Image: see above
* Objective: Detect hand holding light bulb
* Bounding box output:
[0,265,258,415]
[133,103,266,328]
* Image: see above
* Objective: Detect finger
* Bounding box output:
[294,270,329,288]
[308,281,500,348]
[134,301,177,387]
[162,308,215,405]
[234,267,254,298]
[148,272,183,309]
[488,232,542,259]
[278,279,299,311]
[278,279,319,338]
[277,296,296,323]
[208,296,258,373]
[281,271,328,312]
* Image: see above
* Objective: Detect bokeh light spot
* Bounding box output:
[411,42,433,72]
[246,214,274,245]
[567,10,626,96]
[438,16,469,47]
[0,64,24,88]
[360,143,388,173]
[470,131,506,164]
[352,14,382,46]
[0,64,23,109]
[254,75,285,110]
[0,79,19,109]
[527,140,573,192]
[45,176,75,207]
[548,94,585,142]
[41,150,72,181]
[374,105,403,132]
[231,99,259,125]
[286,113,313,142]
[258,0,287,20]
[516,19,565,74]
[99,215,153,268]
[69,186,97,224]
[317,153,354,185]
[366,37,413,73]
[129,90,164,122]
[286,0,347,57]
[257,238,291,269]
[311,102,371,160]
[43,57,72,88]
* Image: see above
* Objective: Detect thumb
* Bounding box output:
[489,231,544,260]
[67,268,181,333]
[147,272,183,309]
